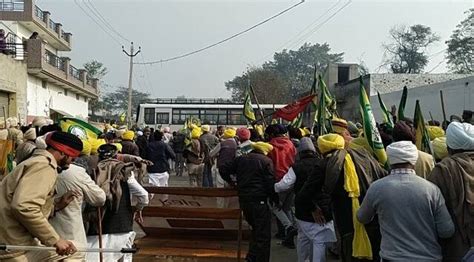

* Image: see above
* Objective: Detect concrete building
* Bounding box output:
[0,0,98,123]
[325,63,473,122]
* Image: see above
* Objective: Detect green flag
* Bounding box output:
[316,75,335,135]
[414,100,434,155]
[398,86,408,122]
[243,86,256,122]
[359,77,388,167]
[290,113,303,128]
[377,91,394,128]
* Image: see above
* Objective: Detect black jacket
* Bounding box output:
[220,152,275,202]
[171,133,186,153]
[146,140,176,173]
[121,140,140,156]
[294,150,332,223]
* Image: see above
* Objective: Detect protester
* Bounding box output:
[220,141,276,262]
[277,137,336,262]
[162,126,173,144]
[358,141,454,261]
[216,125,225,139]
[236,127,253,157]
[331,118,353,145]
[184,127,204,187]
[392,121,435,178]
[432,136,448,162]
[146,130,176,187]
[14,127,37,163]
[87,143,149,262]
[6,117,23,148]
[121,130,140,156]
[170,130,186,176]
[136,127,150,158]
[33,140,106,261]
[312,133,386,261]
[428,122,474,261]
[265,124,297,249]
[199,125,219,187]
[0,131,82,261]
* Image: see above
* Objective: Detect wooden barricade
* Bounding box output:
[135,187,249,261]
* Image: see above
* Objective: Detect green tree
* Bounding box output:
[446,8,473,74]
[226,43,343,102]
[102,87,151,119]
[84,60,108,118]
[383,24,440,73]
[225,66,288,104]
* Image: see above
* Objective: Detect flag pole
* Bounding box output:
[440,90,448,129]
[248,80,267,126]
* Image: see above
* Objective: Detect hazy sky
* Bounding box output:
[38,0,472,98]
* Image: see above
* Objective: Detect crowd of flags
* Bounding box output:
[242,71,435,169]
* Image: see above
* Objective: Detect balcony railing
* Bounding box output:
[49,18,56,32]
[44,50,65,72]
[34,5,44,22]
[69,65,81,81]
[0,0,24,11]
[0,31,26,59]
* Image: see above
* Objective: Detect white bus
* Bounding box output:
[136,98,286,130]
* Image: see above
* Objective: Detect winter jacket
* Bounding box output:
[268,136,296,182]
[220,152,275,202]
[121,140,140,156]
[294,151,332,223]
[171,133,186,153]
[146,140,176,173]
[216,138,237,169]
[0,149,60,259]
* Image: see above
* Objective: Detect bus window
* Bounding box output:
[144,108,155,124]
[156,112,169,124]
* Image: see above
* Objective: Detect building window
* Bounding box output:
[0,0,25,11]
[76,94,80,100]
[338,66,350,83]
[83,97,87,102]
[144,108,155,124]
[156,113,169,124]
[64,89,68,96]
[41,80,47,89]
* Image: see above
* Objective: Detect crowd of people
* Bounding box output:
[0,111,473,262]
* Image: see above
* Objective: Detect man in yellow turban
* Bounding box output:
[121,130,139,156]
[299,133,387,261]
[219,140,276,262]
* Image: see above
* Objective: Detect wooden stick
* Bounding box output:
[237,210,243,262]
[97,207,104,262]
[440,90,448,128]
[2,106,6,128]
[429,111,434,124]
[248,80,267,126]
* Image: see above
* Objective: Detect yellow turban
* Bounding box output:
[81,139,92,155]
[113,142,122,153]
[191,128,202,139]
[432,137,448,160]
[223,128,236,139]
[255,125,264,138]
[251,142,273,155]
[317,134,345,155]
[299,127,311,137]
[318,133,373,259]
[91,138,106,155]
[122,130,135,141]
[427,126,445,140]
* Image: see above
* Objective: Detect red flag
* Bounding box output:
[273,94,316,121]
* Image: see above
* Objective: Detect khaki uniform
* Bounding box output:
[415,150,435,179]
[0,149,60,260]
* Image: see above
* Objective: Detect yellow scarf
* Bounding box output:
[318,134,373,259]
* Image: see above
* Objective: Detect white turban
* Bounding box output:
[446,122,474,150]
[387,141,419,166]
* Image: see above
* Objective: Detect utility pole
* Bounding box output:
[122,42,141,126]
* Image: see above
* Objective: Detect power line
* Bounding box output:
[83,0,130,43]
[135,0,306,65]
[427,60,445,73]
[139,52,155,93]
[253,0,344,65]
[288,0,352,50]
[73,0,123,46]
